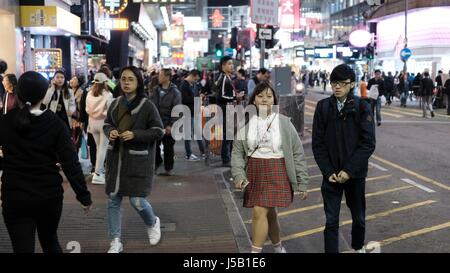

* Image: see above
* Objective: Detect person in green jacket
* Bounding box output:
[231,82,309,253]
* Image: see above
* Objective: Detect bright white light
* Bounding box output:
[160,6,170,30]
[296,83,304,91]
[64,33,71,37]
[349,29,371,48]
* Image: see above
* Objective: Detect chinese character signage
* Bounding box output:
[251,0,279,26]
[280,0,300,29]
[186,31,210,40]
[97,0,128,15]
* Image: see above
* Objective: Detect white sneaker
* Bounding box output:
[274,246,287,253]
[147,216,161,246]
[92,173,105,185]
[107,238,123,253]
[356,247,366,253]
[187,154,200,161]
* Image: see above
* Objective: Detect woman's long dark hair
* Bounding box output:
[119,66,146,99]
[4,74,17,93]
[15,71,49,132]
[53,70,70,99]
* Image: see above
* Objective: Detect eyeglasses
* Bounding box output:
[331,81,352,87]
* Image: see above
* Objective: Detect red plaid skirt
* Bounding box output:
[244,157,293,208]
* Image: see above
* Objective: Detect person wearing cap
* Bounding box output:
[86,72,113,184]
[0,71,92,253]
[312,64,376,253]
[42,70,76,130]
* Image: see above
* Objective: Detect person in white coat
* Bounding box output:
[42,70,76,130]
[86,72,113,184]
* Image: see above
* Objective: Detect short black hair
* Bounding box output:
[258,68,268,74]
[161,68,172,80]
[0,59,7,74]
[330,64,356,83]
[423,71,430,77]
[438,70,443,74]
[220,56,233,68]
[189,69,201,78]
[374,69,381,74]
[238,69,246,76]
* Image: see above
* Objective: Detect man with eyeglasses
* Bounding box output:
[367,70,385,127]
[312,64,376,253]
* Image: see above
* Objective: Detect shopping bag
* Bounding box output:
[368,84,379,100]
[78,131,92,175]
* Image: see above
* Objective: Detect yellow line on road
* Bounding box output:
[342,221,450,252]
[245,184,410,224]
[381,111,405,118]
[382,107,422,117]
[379,221,450,247]
[372,155,450,191]
[385,106,450,119]
[271,200,436,244]
[293,174,393,196]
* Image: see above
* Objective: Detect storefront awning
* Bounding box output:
[20,6,81,36]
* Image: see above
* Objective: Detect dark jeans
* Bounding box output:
[321,178,366,253]
[87,132,97,171]
[447,94,450,115]
[2,198,63,253]
[155,134,176,171]
[219,103,233,164]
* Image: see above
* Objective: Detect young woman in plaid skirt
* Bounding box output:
[231,82,309,253]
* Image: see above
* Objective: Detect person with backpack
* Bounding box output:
[312,64,376,253]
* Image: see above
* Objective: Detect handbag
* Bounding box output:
[78,131,92,175]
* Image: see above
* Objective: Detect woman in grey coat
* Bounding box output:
[103,66,164,253]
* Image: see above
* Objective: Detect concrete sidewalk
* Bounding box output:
[0,143,242,253]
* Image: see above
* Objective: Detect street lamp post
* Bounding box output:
[403,0,408,74]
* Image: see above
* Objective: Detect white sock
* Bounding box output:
[251,245,263,253]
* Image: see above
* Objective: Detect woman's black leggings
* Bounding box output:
[2,198,63,253]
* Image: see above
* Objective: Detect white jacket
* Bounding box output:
[43,86,76,128]
[85,90,113,120]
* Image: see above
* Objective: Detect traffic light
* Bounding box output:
[215,43,223,57]
[230,27,238,50]
[365,45,374,60]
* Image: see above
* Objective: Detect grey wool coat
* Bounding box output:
[103,96,164,197]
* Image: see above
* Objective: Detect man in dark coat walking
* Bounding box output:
[312,64,376,253]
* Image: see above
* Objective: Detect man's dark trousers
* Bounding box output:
[321,178,366,253]
[156,134,176,171]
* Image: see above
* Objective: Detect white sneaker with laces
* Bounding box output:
[92,173,105,185]
[187,154,200,161]
[147,216,161,246]
[107,238,123,253]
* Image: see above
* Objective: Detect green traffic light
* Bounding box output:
[216,50,223,57]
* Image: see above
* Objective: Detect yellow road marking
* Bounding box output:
[384,106,450,119]
[342,221,450,252]
[380,111,405,118]
[245,183,409,224]
[382,107,422,117]
[372,155,450,191]
[271,200,436,244]
[293,174,392,196]
[379,221,450,247]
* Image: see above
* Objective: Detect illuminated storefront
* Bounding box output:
[371,6,450,75]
